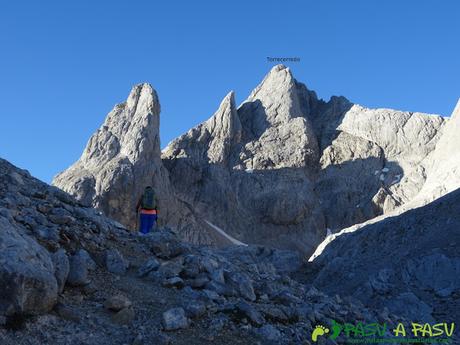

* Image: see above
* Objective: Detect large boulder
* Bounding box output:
[162,307,190,331]
[67,250,91,286]
[51,249,69,293]
[0,217,58,316]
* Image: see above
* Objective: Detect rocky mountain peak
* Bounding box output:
[205,91,242,164]
[53,83,175,230]
[81,83,160,165]
[235,65,320,170]
[241,64,310,127]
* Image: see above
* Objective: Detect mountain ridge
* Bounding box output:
[54,64,453,255]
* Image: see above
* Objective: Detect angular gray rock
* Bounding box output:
[257,324,281,341]
[146,230,189,259]
[225,271,256,301]
[67,250,91,286]
[0,217,58,316]
[137,257,160,277]
[104,295,132,311]
[162,276,184,288]
[78,249,97,271]
[162,307,190,331]
[105,248,129,275]
[184,300,207,318]
[157,261,184,279]
[52,249,70,293]
[235,301,264,326]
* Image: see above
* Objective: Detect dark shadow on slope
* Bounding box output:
[4,313,28,331]
[306,96,354,152]
[304,187,460,326]
[237,99,271,143]
[315,158,404,231]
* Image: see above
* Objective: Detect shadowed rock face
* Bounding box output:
[162,66,334,253]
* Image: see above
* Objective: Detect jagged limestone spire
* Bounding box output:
[54,83,179,231]
[205,91,242,164]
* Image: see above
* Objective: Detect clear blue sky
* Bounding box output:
[1,1,459,183]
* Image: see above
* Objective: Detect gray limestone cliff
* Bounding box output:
[310,98,459,261]
[162,65,447,254]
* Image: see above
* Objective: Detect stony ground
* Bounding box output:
[0,233,260,345]
[0,225,412,345]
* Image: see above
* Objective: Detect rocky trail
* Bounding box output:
[1,231,258,345]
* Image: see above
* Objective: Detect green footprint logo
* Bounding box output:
[330,320,343,340]
[312,325,329,342]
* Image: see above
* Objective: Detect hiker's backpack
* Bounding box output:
[141,187,156,210]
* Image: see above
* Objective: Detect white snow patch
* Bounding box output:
[205,220,248,246]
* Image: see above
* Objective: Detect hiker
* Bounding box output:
[136,186,158,234]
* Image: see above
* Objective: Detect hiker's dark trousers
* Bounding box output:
[139,213,157,234]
